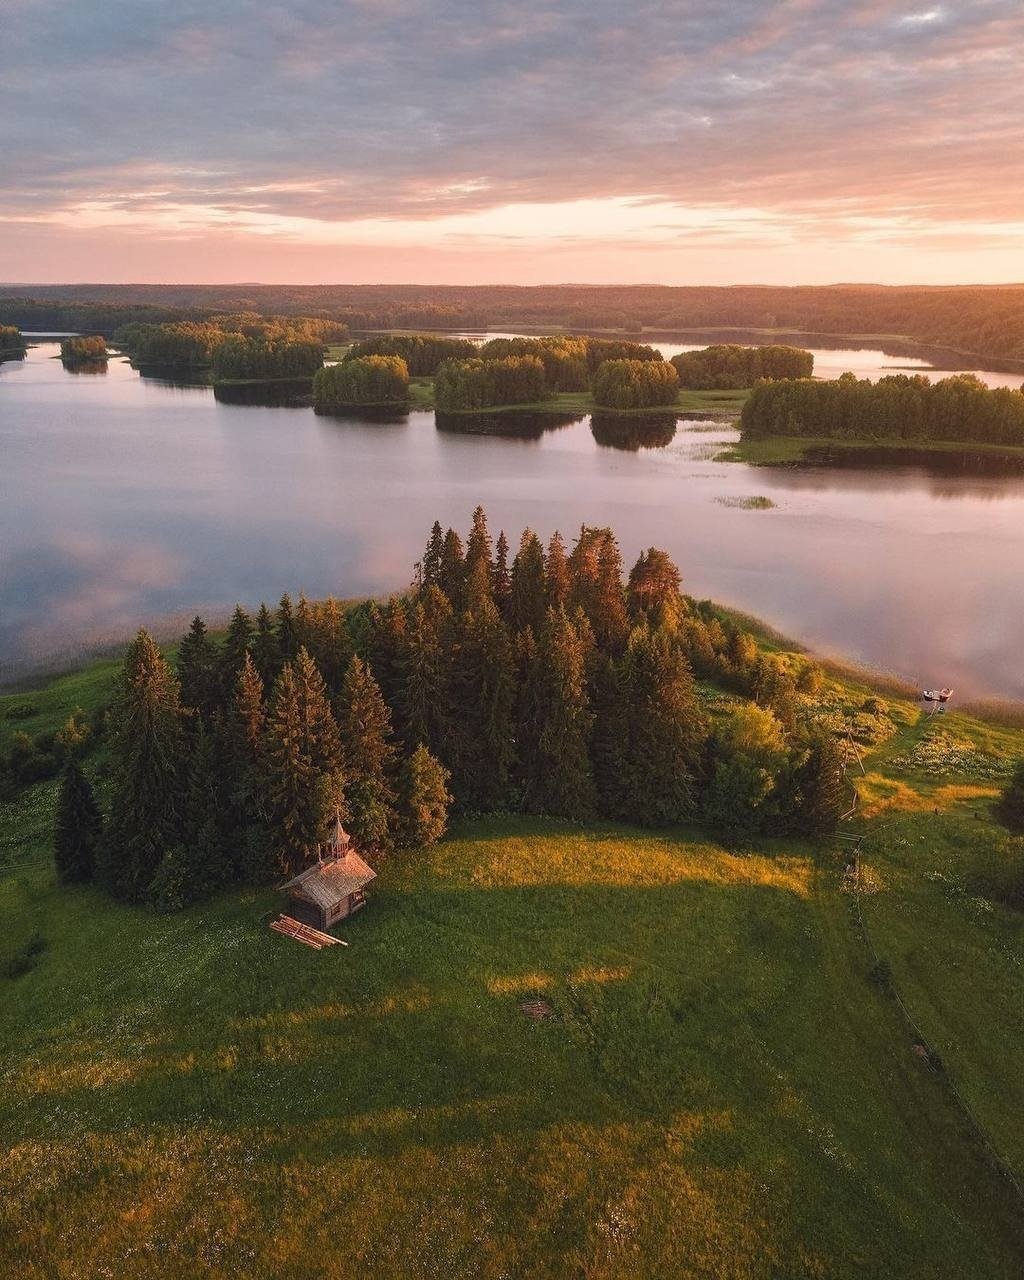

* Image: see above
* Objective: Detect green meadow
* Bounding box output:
[2,646,1024,1278]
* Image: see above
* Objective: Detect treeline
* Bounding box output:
[672,344,812,389]
[59,335,108,364]
[345,334,477,376]
[211,335,324,382]
[479,335,661,392]
[741,372,1024,447]
[54,508,847,910]
[435,356,547,411]
[592,359,680,409]
[0,324,26,356]
[9,284,1024,363]
[313,356,409,409]
[112,312,345,371]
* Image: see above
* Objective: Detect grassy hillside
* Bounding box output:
[2,651,1023,1278]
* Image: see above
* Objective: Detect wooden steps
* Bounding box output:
[270,914,348,950]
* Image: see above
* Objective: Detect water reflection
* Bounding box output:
[62,360,108,376]
[215,380,312,409]
[590,413,677,451]
[435,410,584,439]
[315,404,411,425]
[798,444,1024,477]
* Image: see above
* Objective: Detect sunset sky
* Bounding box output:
[2,0,1021,285]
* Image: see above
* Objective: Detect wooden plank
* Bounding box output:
[270,914,348,949]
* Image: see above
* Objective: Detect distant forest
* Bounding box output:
[3,283,1024,364]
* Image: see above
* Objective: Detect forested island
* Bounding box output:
[672,343,813,389]
[5,282,1024,364]
[740,373,1024,451]
[59,335,108,366]
[0,323,26,360]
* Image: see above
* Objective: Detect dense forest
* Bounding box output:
[4,284,1024,363]
[741,373,1024,447]
[313,355,409,409]
[59,335,108,364]
[434,356,548,411]
[592,359,680,410]
[112,312,345,372]
[0,323,26,357]
[672,343,812,389]
[344,334,477,376]
[34,509,879,912]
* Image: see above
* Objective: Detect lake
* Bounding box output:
[2,337,1024,701]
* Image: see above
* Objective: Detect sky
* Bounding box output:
[1,0,1022,286]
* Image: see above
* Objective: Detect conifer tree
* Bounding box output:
[397,590,453,756]
[791,730,846,836]
[263,649,343,874]
[277,593,298,662]
[546,530,570,609]
[304,597,352,688]
[224,652,266,820]
[447,600,516,811]
[996,758,1024,834]
[627,548,683,628]
[492,530,511,617]
[99,630,187,900]
[464,505,494,611]
[438,528,465,609]
[589,653,629,818]
[220,604,254,695]
[252,602,281,685]
[54,758,102,884]
[568,526,629,650]
[148,726,229,910]
[295,593,315,655]
[367,597,409,710]
[177,615,219,720]
[396,745,452,847]
[521,607,595,818]
[420,520,445,592]
[509,530,547,634]
[336,655,397,849]
[617,625,705,825]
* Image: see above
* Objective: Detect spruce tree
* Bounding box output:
[509,530,547,634]
[304,597,352,688]
[366,597,408,710]
[627,548,683,628]
[420,520,445,592]
[568,526,629,650]
[589,653,629,819]
[224,652,266,822]
[220,604,254,695]
[546,530,570,609]
[492,530,511,618]
[54,759,102,884]
[252,602,281,686]
[277,593,298,663]
[397,590,453,756]
[447,600,517,811]
[177,615,219,720]
[438,528,465,609]
[336,656,397,850]
[617,625,706,825]
[521,607,595,819]
[396,745,452,847]
[791,730,846,836]
[464,505,494,611]
[99,630,187,900]
[263,650,344,875]
[996,758,1024,834]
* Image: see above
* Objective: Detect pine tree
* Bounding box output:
[304,597,352,688]
[617,625,706,825]
[447,600,517,811]
[396,745,452,847]
[336,656,397,850]
[996,758,1024,834]
[295,593,315,654]
[464,505,494,611]
[263,649,344,874]
[177,615,219,720]
[220,605,254,695]
[545,530,570,609]
[420,520,445,592]
[568,526,629,650]
[521,607,595,818]
[438,528,465,609]
[492,530,511,618]
[627,548,683,628]
[277,593,298,663]
[791,730,846,836]
[54,758,101,884]
[252,602,281,685]
[99,630,187,900]
[509,529,547,634]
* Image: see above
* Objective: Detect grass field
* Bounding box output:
[2,646,1024,1277]
[719,434,1024,466]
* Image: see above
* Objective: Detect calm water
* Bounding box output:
[2,339,1024,701]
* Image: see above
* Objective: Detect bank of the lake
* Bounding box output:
[722,435,1024,468]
